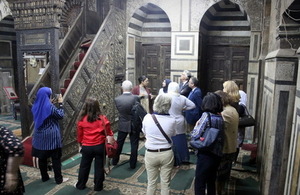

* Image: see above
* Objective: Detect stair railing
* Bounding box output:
[61,7,126,159]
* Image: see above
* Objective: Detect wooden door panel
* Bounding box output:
[205,46,249,92]
[140,44,171,95]
[207,47,228,92]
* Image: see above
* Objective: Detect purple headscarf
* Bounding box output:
[31,87,52,129]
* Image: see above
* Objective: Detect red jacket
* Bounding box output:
[77,115,113,146]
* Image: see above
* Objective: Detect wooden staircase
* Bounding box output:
[60,40,91,95]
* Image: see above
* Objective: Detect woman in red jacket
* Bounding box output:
[74,98,114,191]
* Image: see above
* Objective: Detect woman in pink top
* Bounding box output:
[75,97,114,191]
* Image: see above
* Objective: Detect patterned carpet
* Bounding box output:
[19,142,259,195]
[0,114,259,194]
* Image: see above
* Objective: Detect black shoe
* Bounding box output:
[112,158,118,166]
[94,185,103,191]
[42,177,50,182]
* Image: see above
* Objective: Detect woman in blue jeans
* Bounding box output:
[191,92,224,195]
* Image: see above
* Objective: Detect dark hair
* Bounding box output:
[214,90,232,106]
[201,92,223,114]
[189,77,199,87]
[138,75,148,84]
[79,97,101,122]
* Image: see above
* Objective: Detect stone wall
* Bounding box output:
[260,49,298,195]
[125,0,262,84]
[284,47,300,195]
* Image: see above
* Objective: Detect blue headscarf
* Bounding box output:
[31,87,52,129]
[163,79,172,93]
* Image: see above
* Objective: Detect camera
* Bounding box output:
[52,94,60,102]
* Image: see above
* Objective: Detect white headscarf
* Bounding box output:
[168,82,180,96]
[239,90,247,106]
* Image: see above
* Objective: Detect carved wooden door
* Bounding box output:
[205,46,249,93]
[138,44,171,95]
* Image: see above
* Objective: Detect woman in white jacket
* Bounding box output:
[168,82,195,167]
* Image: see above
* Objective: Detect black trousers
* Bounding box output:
[35,148,63,184]
[194,152,221,195]
[112,130,139,168]
[76,144,105,191]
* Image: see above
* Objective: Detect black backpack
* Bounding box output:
[131,101,147,133]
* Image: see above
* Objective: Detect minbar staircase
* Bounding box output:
[27,7,126,160]
[60,40,91,95]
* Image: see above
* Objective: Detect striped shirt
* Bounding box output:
[32,105,64,150]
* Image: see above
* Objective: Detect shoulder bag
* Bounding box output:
[239,105,256,127]
[189,112,220,149]
[151,114,172,144]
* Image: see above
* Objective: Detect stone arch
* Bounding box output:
[127,3,171,93]
[198,0,251,93]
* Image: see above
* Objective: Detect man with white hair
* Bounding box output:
[179,70,192,97]
[113,80,140,169]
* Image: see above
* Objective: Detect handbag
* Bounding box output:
[105,141,118,158]
[190,112,220,149]
[239,105,255,127]
[101,116,118,158]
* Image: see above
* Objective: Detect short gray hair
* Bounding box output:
[153,94,172,114]
[122,80,132,91]
[183,70,191,78]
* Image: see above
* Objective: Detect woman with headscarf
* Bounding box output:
[168,82,195,167]
[158,79,171,95]
[31,87,68,184]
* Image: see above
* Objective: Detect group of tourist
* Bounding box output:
[0,71,247,195]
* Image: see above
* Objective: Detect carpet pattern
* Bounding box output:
[20,141,259,195]
[0,114,259,194]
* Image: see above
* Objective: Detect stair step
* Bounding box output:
[74,61,80,70]
[79,52,85,62]
[60,88,66,96]
[80,40,91,49]
[64,79,71,88]
[69,70,76,79]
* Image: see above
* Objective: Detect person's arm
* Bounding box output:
[184,97,196,111]
[132,86,139,95]
[0,126,24,192]
[4,156,23,192]
[77,122,83,144]
[101,115,115,144]
[190,112,208,139]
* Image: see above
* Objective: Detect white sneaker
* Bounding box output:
[62,177,69,183]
